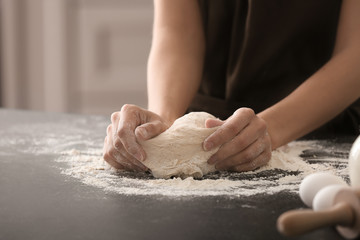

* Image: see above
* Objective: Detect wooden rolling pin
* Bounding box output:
[277,187,360,239]
[277,202,354,236]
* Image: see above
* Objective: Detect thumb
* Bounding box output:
[135,120,168,141]
[205,118,224,128]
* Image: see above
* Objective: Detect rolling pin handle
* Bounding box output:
[277,202,355,237]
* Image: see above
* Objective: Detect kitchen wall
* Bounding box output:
[0,0,2,107]
[0,0,153,115]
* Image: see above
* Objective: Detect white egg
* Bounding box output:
[312,185,347,211]
[313,185,360,239]
[349,136,360,187]
[299,172,347,207]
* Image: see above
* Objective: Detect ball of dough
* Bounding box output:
[299,172,347,207]
[140,112,220,179]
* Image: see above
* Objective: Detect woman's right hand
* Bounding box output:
[103,104,170,171]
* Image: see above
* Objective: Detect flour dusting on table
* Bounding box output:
[56,141,350,197]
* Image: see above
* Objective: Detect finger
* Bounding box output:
[112,147,144,171]
[113,106,138,149]
[231,149,272,172]
[110,111,120,144]
[104,153,126,170]
[115,104,146,161]
[135,120,168,141]
[107,125,147,171]
[103,137,126,170]
[102,136,108,156]
[109,123,134,163]
[115,145,148,171]
[203,108,255,151]
[120,160,145,172]
[208,117,266,164]
[111,139,148,171]
[214,136,267,170]
[205,118,224,128]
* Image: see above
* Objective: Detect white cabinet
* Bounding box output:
[1,0,153,115]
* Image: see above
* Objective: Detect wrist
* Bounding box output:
[257,112,280,150]
[147,106,180,125]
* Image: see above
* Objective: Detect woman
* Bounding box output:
[103,0,360,173]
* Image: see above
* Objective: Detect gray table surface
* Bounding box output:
[0,109,354,240]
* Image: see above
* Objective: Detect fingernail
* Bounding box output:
[207,155,217,164]
[204,141,213,151]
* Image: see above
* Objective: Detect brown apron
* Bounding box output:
[189,0,360,137]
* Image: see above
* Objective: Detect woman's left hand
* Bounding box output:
[204,108,272,172]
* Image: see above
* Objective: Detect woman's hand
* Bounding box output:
[103,104,170,171]
[204,108,272,172]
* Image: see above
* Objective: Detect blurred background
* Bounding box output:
[0,0,153,115]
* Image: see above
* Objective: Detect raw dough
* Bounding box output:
[140,112,220,179]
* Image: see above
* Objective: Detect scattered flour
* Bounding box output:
[57,140,350,197]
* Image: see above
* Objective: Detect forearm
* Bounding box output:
[259,47,360,149]
[147,34,205,123]
[147,0,205,123]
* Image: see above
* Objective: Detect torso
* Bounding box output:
[190,0,360,137]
